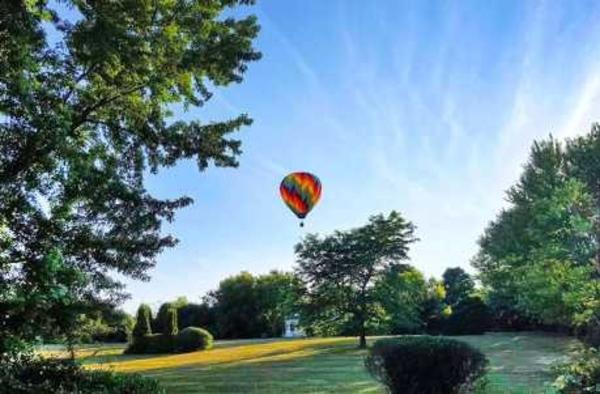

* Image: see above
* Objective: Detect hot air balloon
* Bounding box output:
[280,172,322,227]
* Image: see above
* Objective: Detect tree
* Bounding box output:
[422,278,451,334]
[153,302,175,334]
[205,271,301,339]
[208,271,261,339]
[295,211,418,348]
[375,264,428,334]
[256,271,302,337]
[474,135,600,330]
[164,307,178,337]
[178,302,217,333]
[442,267,475,306]
[0,1,260,353]
[133,304,153,339]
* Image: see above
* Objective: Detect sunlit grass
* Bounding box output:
[53,332,580,393]
[88,337,359,372]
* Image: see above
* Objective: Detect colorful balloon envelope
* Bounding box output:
[280,172,322,226]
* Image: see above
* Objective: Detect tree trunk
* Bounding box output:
[359,332,367,349]
[358,319,367,349]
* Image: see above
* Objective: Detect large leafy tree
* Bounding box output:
[0,0,260,352]
[442,267,475,306]
[474,135,600,329]
[295,211,418,348]
[255,271,303,338]
[206,271,300,339]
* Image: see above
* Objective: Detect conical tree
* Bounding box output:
[164,307,179,337]
[132,304,153,339]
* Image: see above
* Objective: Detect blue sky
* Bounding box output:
[47,1,600,312]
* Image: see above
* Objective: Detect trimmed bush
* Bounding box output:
[125,333,175,354]
[165,307,178,336]
[176,327,214,352]
[133,303,153,339]
[365,336,488,394]
[153,302,175,334]
[0,355,164,393]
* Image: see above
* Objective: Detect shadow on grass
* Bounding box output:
[140,343,382,394]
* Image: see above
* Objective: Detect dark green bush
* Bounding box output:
[153,302,175,334]
[0,355,164,393]
[365,336,488,394]
[165,307,178,336]
[443,296,490,335]
[125,333,175,354]
[553,345,600,393]
[176,327,214,352]
[132,303,153,339]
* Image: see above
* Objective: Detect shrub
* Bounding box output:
[365,336,488,394]
[0,355,164,393]
[442,296,490,335]
[125,333,175,354]
[153,302,175,333]
[133,304,153,339]
[176,327,214,352]
[553,345,600,393]
[165,307,178,336]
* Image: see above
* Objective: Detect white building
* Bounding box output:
[283,313,305,338]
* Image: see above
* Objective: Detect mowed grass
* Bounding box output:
[67,332,577,393]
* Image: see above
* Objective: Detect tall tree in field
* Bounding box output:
[0,1,260,353]
[474,136,600,329]
[295,211,418,348]
[442,267,475,306]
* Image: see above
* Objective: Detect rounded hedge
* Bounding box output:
[176,327,213,353]
[365,336,488,394]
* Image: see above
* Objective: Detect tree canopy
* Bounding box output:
[0,0,260,353]
[442,267,475,307]
[295,211,418,348]
[474,129,600,331]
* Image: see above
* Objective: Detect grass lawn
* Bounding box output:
[61,332,577,393]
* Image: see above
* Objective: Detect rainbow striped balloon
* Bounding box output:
[280,172,322,226]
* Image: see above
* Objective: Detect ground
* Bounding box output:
[47,332,578,393]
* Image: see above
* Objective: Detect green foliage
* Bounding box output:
[0,355,164,393]
[0,249,92,354]
[474,132,600,330]
[375,264,428,334]
[153,302,174,334]
[95,308,135,343]
[422,278,451,334]
[442,267,475,306]
[178,303,217,334]
[133,304,153,339]
[126,325,213,354]
[553,345,600,393]
[165,307,178,337]
[255,271,303,337]
[176,327,214,353]
[365,336,488,394]
[209,270,302,339]
[125,334,175,354]
[296,211,418,347]
[209,272,262,338]
[442,296,490,335]
[0,0,260,355]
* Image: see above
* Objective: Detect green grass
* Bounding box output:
[71,332,578,393]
